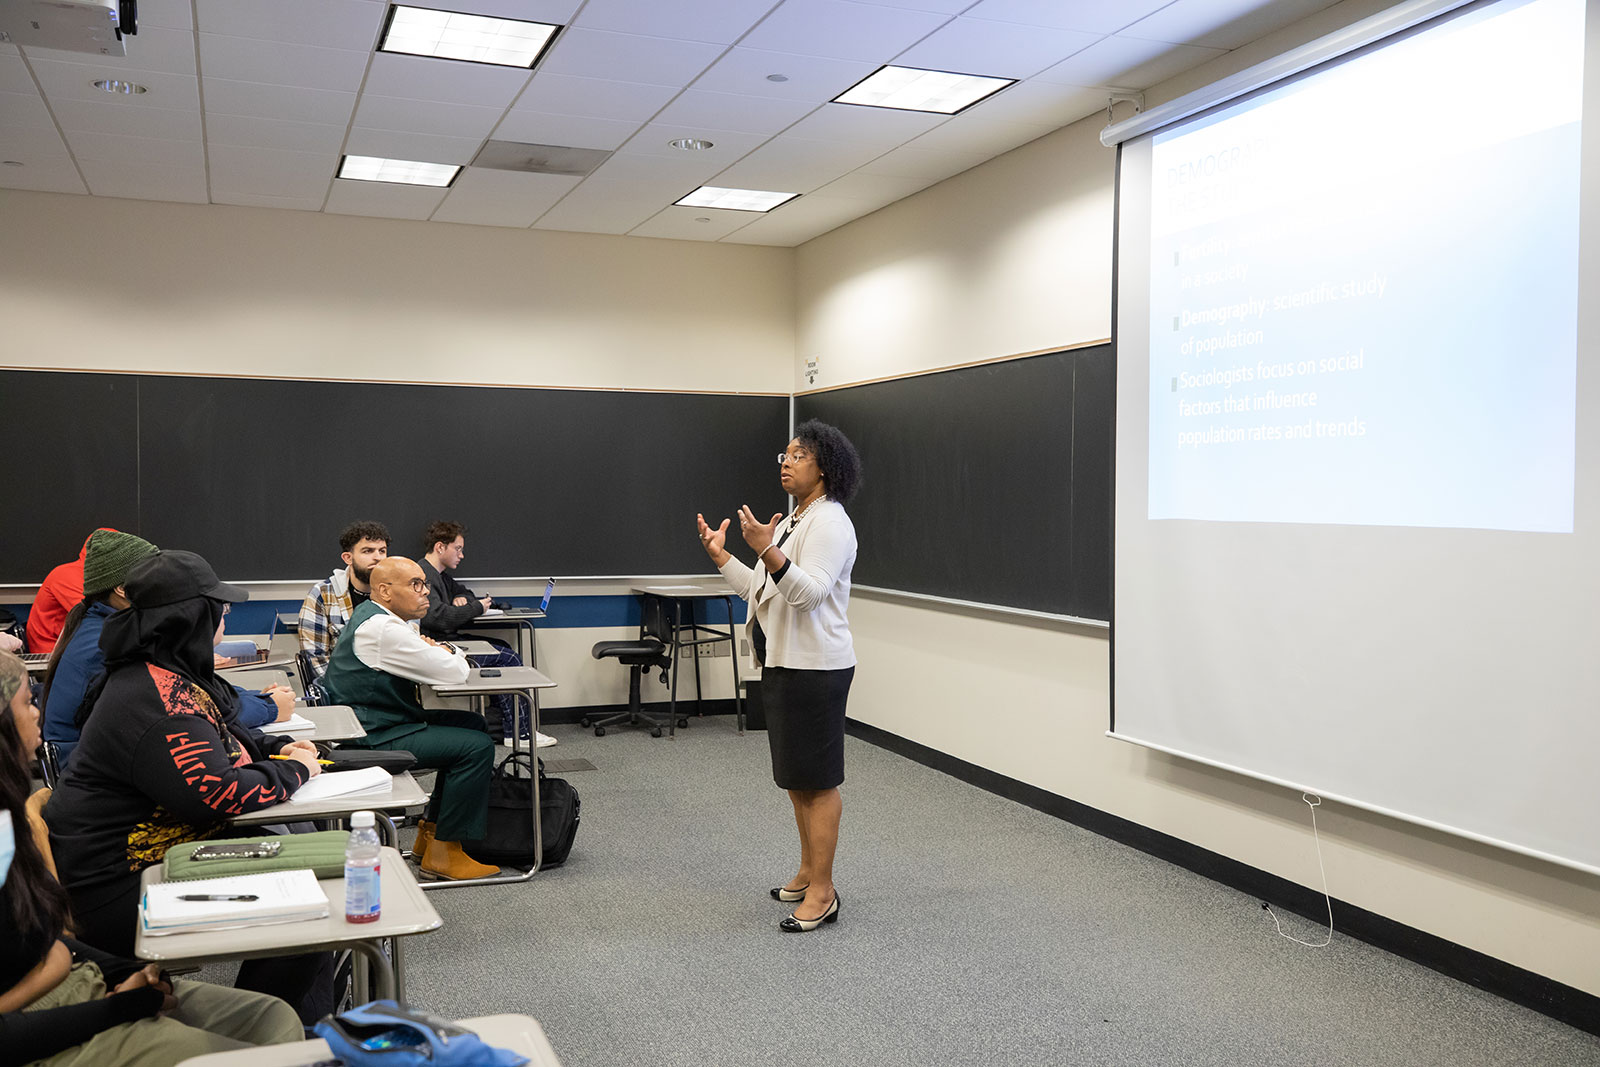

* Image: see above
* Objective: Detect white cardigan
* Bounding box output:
[717,498,857,671]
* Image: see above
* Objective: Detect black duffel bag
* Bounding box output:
[464,751,579,868]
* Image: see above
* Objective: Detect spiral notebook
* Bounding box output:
[142,869,328,935]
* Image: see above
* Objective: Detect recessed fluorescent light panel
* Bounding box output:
[338,155,461,187]
[380,5,560,68]
[833,65,1014,114]
[674,187,799,212]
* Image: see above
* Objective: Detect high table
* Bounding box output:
[632,583,744,735]
[137,846,440,1004]
[463,607,547,729]
[174,1013,563,1066]
[428,665,557,890]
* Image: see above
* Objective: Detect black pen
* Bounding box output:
[178,894,259,902]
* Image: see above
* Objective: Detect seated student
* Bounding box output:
[0,649,305,1066]
[27,530,112,654]
[298,520,389,683]
[418,520,555,749]
[41,533,292,771]
[322,556,497,881]
[45,551,331,1022]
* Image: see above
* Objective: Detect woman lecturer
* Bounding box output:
[696,419,861,933]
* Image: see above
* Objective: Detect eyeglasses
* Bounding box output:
[408,579,427,591]
[777,449,813,466]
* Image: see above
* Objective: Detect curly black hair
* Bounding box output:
[794,418,863,504]
[338,520,391,553]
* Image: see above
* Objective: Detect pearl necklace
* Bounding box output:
[788,495,823,533]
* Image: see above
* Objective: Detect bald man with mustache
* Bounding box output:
[320,556,498,880]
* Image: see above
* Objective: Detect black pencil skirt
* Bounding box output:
[762,664,855,790]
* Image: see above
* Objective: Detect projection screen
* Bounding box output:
[1108,0,1600,874]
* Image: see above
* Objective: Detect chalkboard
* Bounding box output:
[794,346,1112,620]
[3,371,789,583]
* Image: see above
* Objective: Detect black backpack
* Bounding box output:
[465,752,580,868]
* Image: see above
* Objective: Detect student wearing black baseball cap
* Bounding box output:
[45,549,333,1023]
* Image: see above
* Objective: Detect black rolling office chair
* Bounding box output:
[295,649,328,706]
[585,594,687,738]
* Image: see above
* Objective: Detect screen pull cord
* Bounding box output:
[1261,792,1334,949]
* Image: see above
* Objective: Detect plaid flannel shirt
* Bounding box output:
[298,567,354,680]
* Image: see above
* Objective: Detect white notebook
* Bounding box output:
[142,869,329,935]
[274,712,316,733]
[286,765,393,804]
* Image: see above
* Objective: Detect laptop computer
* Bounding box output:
[480,578,555,617]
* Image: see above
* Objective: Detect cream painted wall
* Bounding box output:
[794,1,1600,996]
[0,190,794,393]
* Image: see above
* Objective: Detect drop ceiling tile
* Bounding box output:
[196,0,384,50]
[135,0,196,31]
[51,97,202,139]
[691,48,877,102]
[783,103,947,145]
[0,123,71,161]
[209,143,337,198]
[963,78,1106,129]
[0,43,16,56]
[353,94,503,140]
[0,54,35,93]
[0,162,86,193]
[492,109,641,151]
[534,191,667,234]
[1122,0,1340,50]
[204,112,348,153]
[64,129,206,167]
[399,0,581,20]
[0,90,52,128]
[30,25,198,75]
[587,148,725,185]
[812,170,931,200]
[742,0,949,62]
[895,17,1101,79]
[29,59,198,107]
[654,89,817,136]
[574,0,780,44]
[432,167,580,226]
[844,0,971,12]
[857,142,989,181]
[199,34,369,92]
[903,113,1054,157]
[204,78,357,125]
[712,136,884,191]
[211,190,326,210]
[346,126,486,164]
[517,72,680,122]
[363,52,531,108]
[628,204,760,240]
[78,157,206,202]
[718,193,872,245]
[962,0,1171,35]
[325,179,450,220]
[1034,34,1226,89]
[616,122,766,160]
[540,29,723,86]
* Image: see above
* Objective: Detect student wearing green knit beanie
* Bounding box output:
[80,530,158,598]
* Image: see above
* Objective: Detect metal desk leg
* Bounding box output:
[725,595,743,734]
[349,940,396,1001]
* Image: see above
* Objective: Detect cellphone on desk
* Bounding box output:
[189,840,281,861]
[479,667,502,677]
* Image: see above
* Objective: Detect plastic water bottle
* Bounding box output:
[344,811,381,924]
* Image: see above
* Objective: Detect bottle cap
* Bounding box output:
[351,810,375,828]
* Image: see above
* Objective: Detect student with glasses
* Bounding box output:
[320,556,498,881]
[696,419,862,933]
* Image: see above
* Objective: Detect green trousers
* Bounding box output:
[371,709,495,841]
[25,962,303,1067]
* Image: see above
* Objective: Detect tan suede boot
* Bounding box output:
[411,820,435,860]
[421,839,499,880]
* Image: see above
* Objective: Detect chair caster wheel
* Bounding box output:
[579,716,592,728]
[594,727,606,737]
[677,718,689,728]
[651,727,663,738]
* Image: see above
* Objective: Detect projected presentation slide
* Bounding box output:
[1147,0,1582,532]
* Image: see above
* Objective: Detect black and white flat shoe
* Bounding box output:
[780,892,840,932]
[770,884,809,902]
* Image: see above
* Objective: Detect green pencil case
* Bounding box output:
[163,830,351,881]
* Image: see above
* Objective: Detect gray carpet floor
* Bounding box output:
[381,719,1596,1066]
